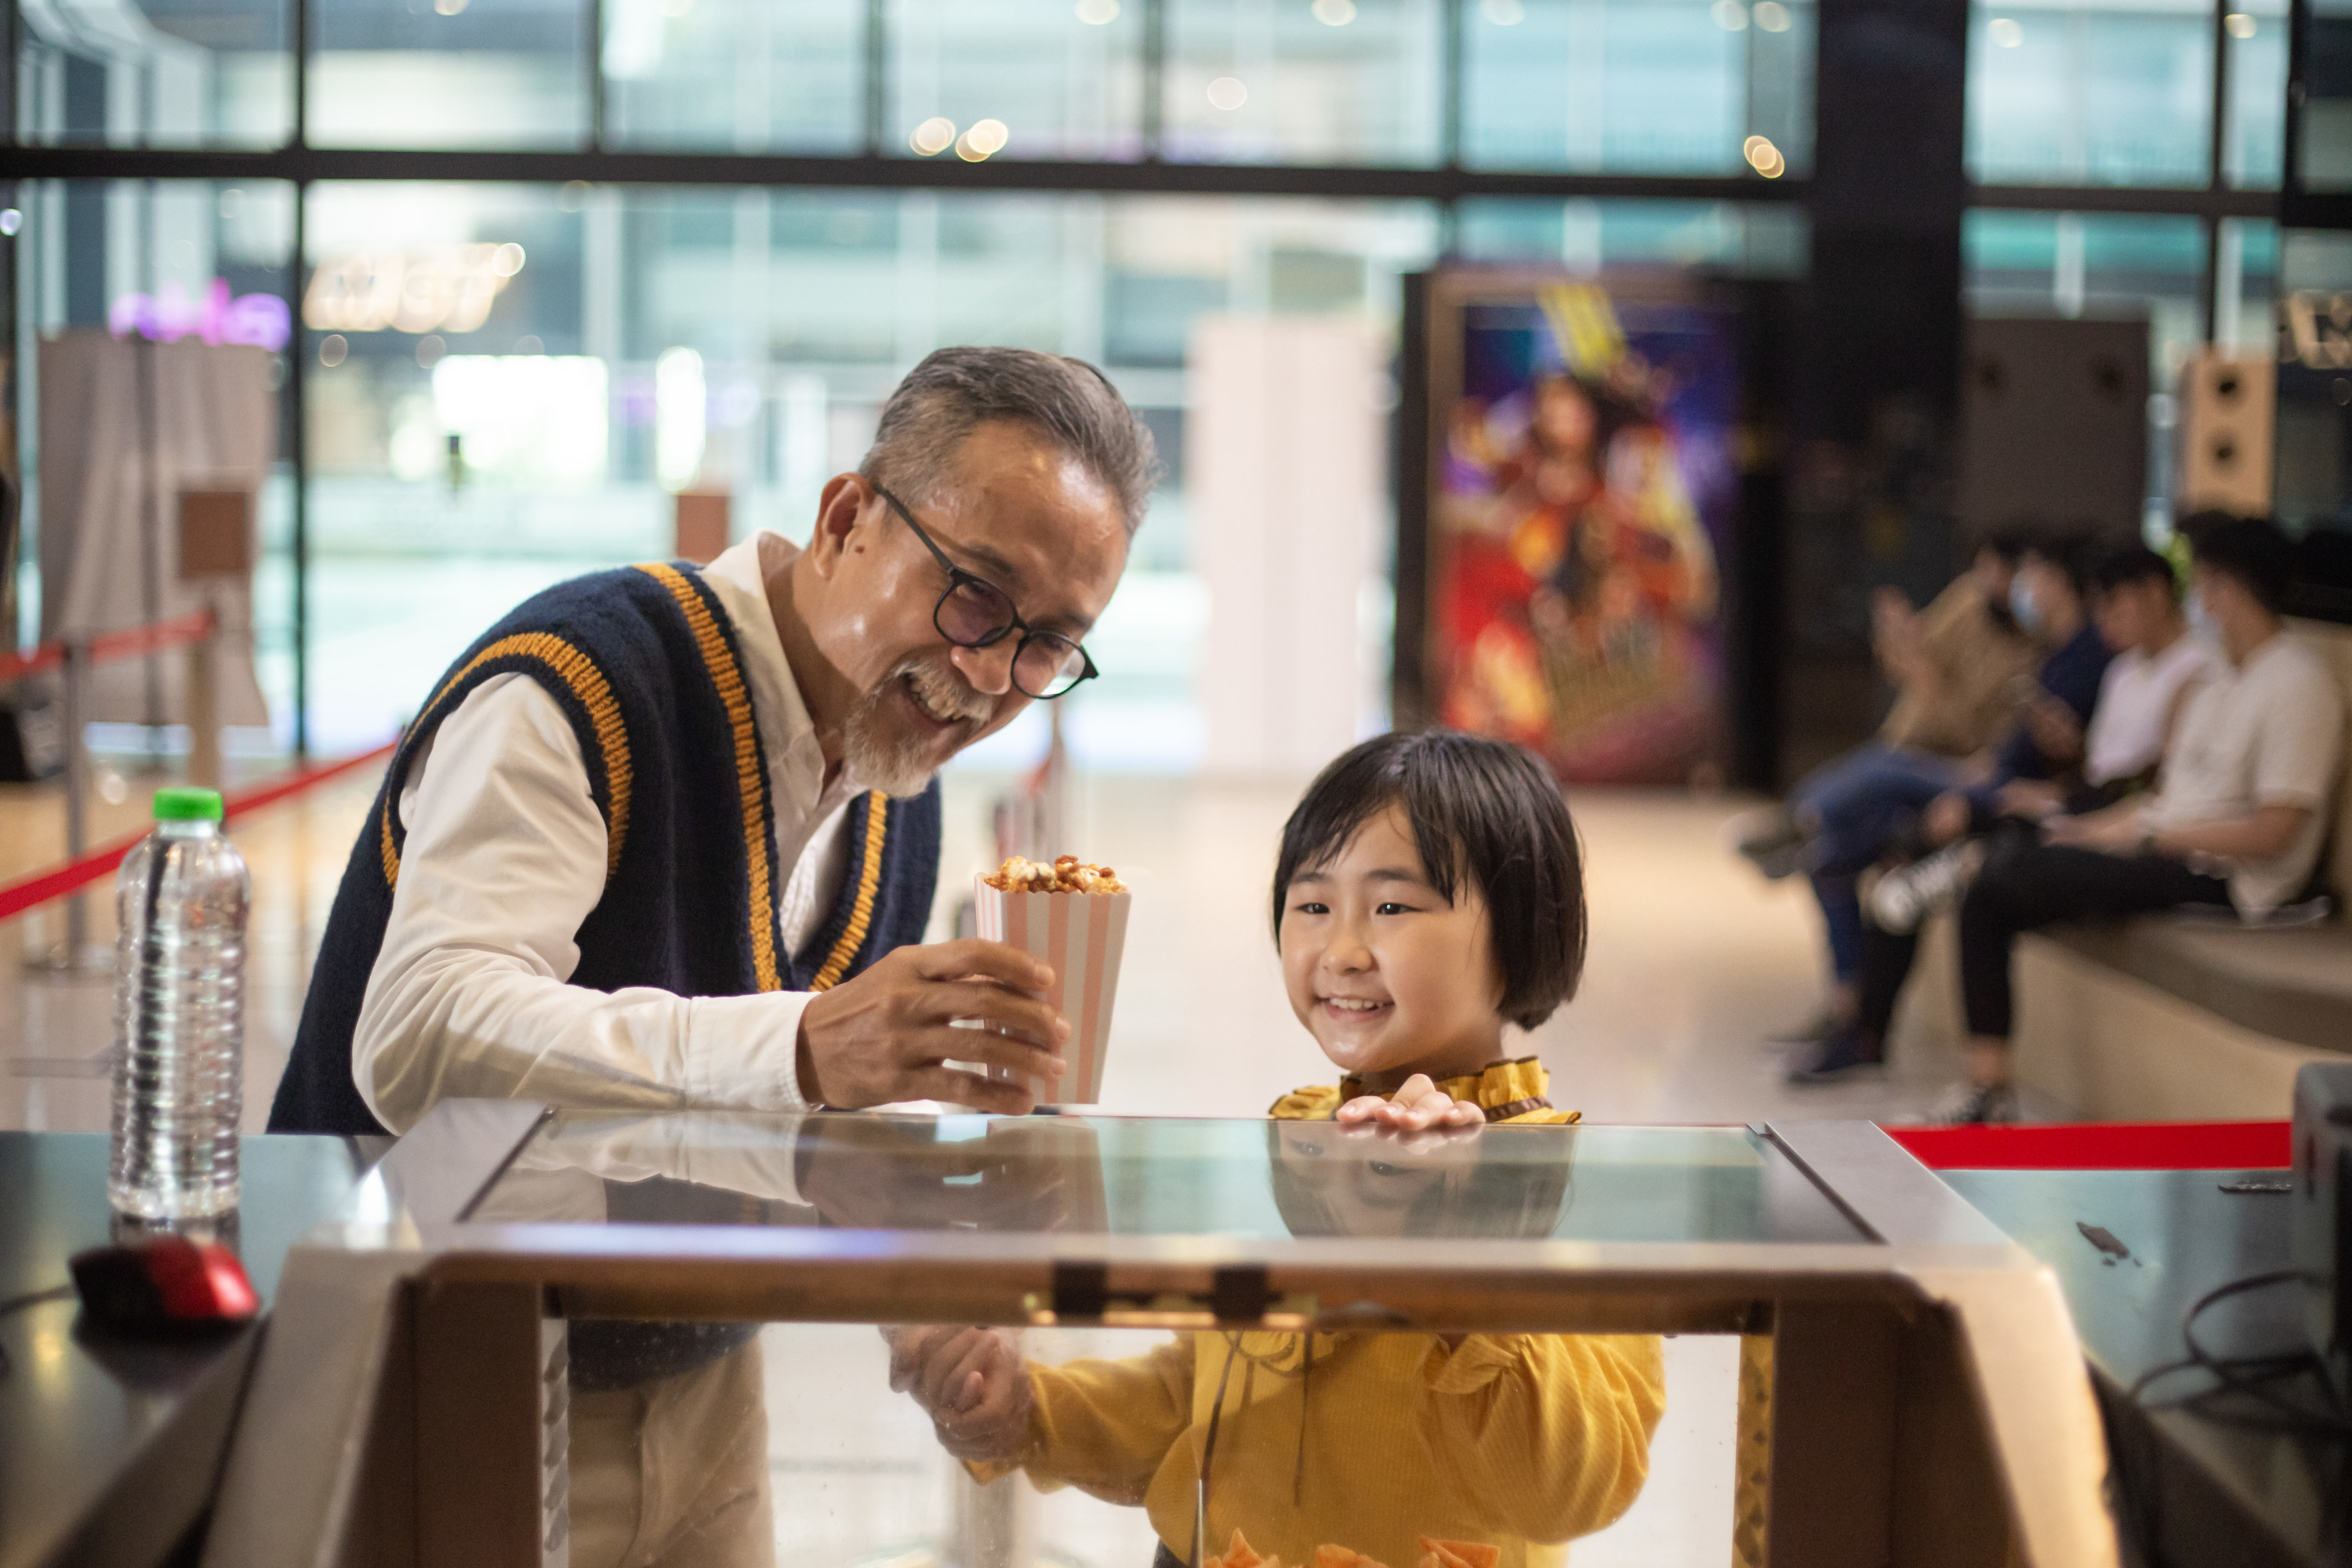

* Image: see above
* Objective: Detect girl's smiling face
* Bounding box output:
[1278,804,1507,1089]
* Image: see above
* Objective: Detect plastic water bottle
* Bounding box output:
[109,788,250,1220]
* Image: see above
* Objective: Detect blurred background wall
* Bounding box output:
[2,0,2343,789]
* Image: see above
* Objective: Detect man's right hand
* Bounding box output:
[795,938,1069,1113]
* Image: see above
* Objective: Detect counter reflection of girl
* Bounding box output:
[887,732,1664,1568]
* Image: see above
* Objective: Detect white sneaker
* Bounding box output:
[1931,1080,2020,1125]
[1869,843,1976,934]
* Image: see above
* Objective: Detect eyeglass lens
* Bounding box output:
[1013,637,1087,699]
[931,579,1087,699]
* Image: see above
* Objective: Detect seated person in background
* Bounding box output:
[1938,514,2345,1124]
[887,730,1664,1568]
[1734,525,2037,1040]
[1788,538,2209,1085]
[1867,539,2217,933]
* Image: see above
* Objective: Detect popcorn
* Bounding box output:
[982,855,1127,895]
[974,856,1132,1105]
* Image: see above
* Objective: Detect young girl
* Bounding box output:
[890,731,1665,1567]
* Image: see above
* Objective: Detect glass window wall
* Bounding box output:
[602,0,864,153]
[1461,0,1815,176]
[312,0,592,148]
[889,0,1146,162]
[14,0,292,147]
[1966,0,2216,188]
[1163,0,1446,165]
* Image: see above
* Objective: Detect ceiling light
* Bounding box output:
[1312,0,1357,23]
[962,118,1009,158]
[1076,0,1120,20]
[911,117,956,154]
[1988,16,2023,46]
[1482,0,1525,23]
[489,242,526,278]
[1743,134,1785,177]
[2225,11,2256,37]
[1751,1,1790,31]
[1207,76,1248,111]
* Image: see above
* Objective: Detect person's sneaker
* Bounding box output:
[1931,1081,2020,1124]
[1726,807,1816,881]
[1868,842,1975,934]
[1785,1026,1886,1086]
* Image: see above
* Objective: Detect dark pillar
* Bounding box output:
[1782,0,1971,782]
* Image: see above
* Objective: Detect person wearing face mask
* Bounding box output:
[1732,524,2041,1045]
[270,347,1156,1139]
[1934,514,2345,1123]
[1785,533,2118,1083]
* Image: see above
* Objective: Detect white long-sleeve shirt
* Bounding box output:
[351,534,868,1134]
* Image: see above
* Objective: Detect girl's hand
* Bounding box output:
[1335,1073,1486,1133]
[882,1325,1034,1463]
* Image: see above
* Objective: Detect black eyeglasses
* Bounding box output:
[873,485,1100,701]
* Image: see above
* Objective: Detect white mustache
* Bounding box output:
[901,659,992,724]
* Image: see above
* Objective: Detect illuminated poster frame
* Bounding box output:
[1400,265,1745,786]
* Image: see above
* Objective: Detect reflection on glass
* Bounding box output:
[603,0,863,151]
[1965,0,2215,188]
[13,0,292,147]
[891,0,1146,162]
[1164,0,1446,166]
[488,1110,1867,1243]
[1461,0,1814,176]
[481,1112,1762,1566]
[311,0,590,148]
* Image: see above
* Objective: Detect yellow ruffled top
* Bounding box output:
[1267,1055,1581,1126]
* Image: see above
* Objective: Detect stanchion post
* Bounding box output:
[62,637,89,958]
[187,609,221,790]
[28,636,112,977]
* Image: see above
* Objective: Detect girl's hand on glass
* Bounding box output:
[1335,1073,1486,1134]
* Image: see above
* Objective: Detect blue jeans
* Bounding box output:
[1791,744,1965,984]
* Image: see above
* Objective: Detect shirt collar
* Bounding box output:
[699,532,864,815]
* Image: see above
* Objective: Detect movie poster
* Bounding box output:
[1421,271,1740,784]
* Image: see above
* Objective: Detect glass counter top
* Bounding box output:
[466,1110,1868,1247]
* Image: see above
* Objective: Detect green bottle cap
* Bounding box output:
[153,787,225,822]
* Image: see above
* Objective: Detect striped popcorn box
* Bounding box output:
[974,874,1132,1105]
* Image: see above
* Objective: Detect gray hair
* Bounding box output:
[860,347,1160,536]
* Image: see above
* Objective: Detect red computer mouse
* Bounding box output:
[69,1237,260,1332]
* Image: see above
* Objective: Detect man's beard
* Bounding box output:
[841,655,993,797]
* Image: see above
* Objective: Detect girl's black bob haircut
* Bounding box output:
[1272,728,1587,1031]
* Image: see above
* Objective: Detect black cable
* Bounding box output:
[2129,1269,2352,1439]
[0,1283,72,1318]
[0,1283,74,1378]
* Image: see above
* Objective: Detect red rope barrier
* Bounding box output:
[0,739,396,924]
[0,610,219,685]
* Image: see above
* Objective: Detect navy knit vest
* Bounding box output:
[269,560,943,1137]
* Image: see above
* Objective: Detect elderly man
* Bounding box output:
[270,346,1155,1137]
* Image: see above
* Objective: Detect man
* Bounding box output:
[270,347,1156,1137]
[1940,514,2344,1123]
[1735,526,2038,1042]
[1790,539,2212,1084]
